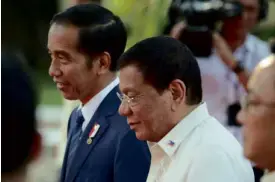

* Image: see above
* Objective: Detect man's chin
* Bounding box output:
[244,147,257,163]
[61,92,78,101]
[135,132,149,141]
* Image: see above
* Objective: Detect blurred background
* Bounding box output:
[2,0,275,181]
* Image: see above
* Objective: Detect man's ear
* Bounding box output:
[30,131,42,162]
[96,52,111,75]
[169,79,186,110]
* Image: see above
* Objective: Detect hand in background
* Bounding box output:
[212,32,237,69]
[170,21,186,39]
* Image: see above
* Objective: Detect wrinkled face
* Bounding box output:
[223,0,259,35]
[48,23,98,101]
[118,65,173,142]
[237,63,275,168]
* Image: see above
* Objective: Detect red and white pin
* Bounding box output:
[87,123,100,145]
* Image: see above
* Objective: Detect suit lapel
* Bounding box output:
[67,86,121,182]
[61,109,78,182]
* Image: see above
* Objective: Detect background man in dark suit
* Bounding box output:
[1,52,42,182]
[47,4,150,182]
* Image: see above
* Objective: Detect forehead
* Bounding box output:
[248,66,275,99]
[47,23,79,52]
[239,0,258,8]
[119,65,145,92]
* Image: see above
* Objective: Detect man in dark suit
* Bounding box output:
[47,4,150,182]
[2,52,42,182]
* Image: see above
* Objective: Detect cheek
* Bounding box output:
[246,13,257,26]
[64,65,89,85]
[141,101,170,129]
[134,104,155,123]
[131,103,157,132]
[243,114,272,156]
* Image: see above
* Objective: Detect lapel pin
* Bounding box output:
[87,138,92,145]
[168,140,175,147]
[87,123,100,145]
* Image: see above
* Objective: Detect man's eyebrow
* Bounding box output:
[49,50,71,57]
[119,87,137,94]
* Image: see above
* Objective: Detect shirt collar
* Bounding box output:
[261,170,275,182]
[243,34,255,53]
[80,77,119,122]
[152,102,210,158]
[209,33,254,57]
[236,34,254,53]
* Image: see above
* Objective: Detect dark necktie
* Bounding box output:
[66,110,85,176]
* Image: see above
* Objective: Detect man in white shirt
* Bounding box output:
[170,1,270,180]
[118,36,254,182]
[237,54,275,182]
[171,0,270,133]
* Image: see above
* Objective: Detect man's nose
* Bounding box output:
[49,61,62,77]
[236,109,245,125]
[118,102,132,117]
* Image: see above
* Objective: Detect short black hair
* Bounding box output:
[1,52,37,173]
[50,3,127,71]
[119,36,202,105]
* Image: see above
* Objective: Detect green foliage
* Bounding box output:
[103,0,171,49]
[253,26,275,41]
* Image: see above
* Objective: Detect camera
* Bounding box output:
[168,0,243,57]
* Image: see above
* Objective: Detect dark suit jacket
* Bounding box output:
[60,86,151,182]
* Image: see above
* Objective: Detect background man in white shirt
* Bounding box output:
[170,0,270,132]
[170,1,270,180]
[237,54,275,182]
[118,36,254,182]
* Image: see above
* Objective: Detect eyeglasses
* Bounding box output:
[116,92,139,107]
[241,94,275,110]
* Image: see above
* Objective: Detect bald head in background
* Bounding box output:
[238,54,275,172]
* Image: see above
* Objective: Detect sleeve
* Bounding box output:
[114,130,151,182]
[249,39,271,71]
[186,146,242,182]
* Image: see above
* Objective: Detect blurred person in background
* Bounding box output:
[171,0,270,131]
[170,1,270,181]
[237,54,275,182]
[1,52,42,182]
[118,36,254,182]
[48,4,150,182]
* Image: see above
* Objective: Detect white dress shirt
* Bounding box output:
[197,34,270,143]
[146,103,254,182]
[80,77,119,131]
[261,171,275,182]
